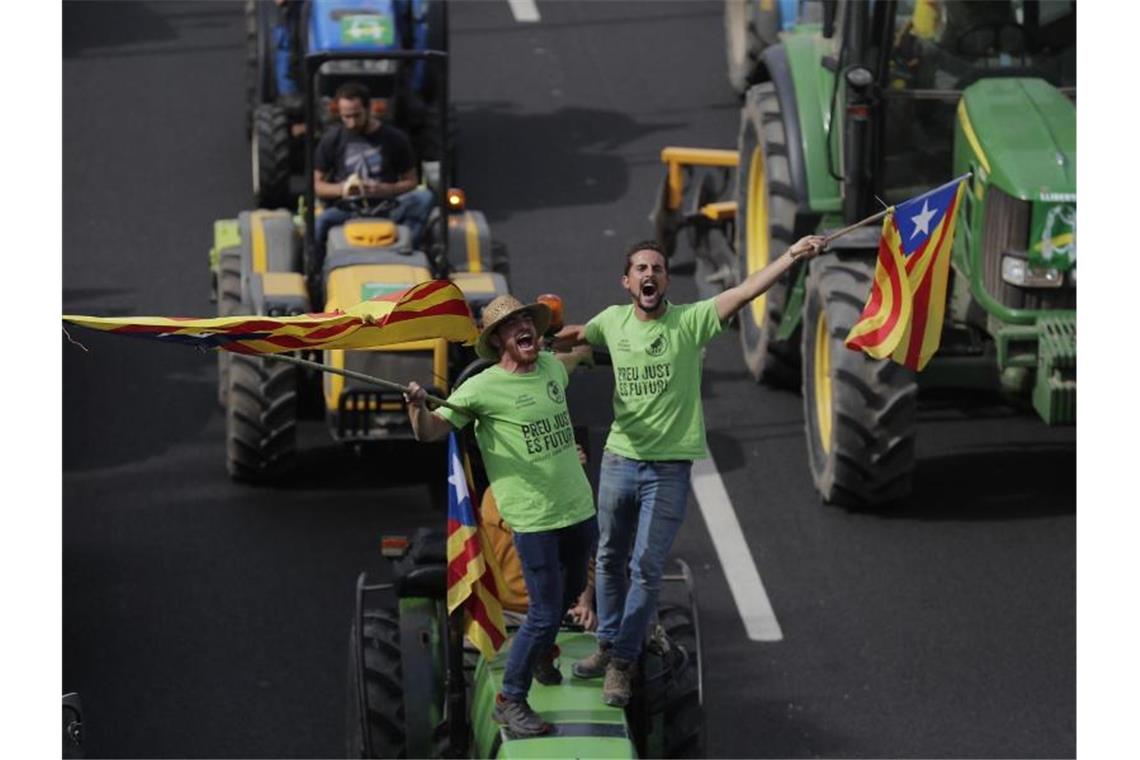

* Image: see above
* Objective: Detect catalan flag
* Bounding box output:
[445,433,507,660]
[63,279,478,354]
[845,175,968,371]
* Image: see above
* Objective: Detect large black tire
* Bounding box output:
[735,82,800,387]
[724,0,779,94]
[800,255,918,508]
[225,352,298,483]
[245,0,275,136]
[215,251,242,408]
[648,602,705,758]
[252,103,291,210]
[347,609,407,759]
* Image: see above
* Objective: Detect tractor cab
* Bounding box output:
[249,0,448,208]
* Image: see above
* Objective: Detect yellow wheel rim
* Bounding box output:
[813,307,833,455]
[745,144,769,327]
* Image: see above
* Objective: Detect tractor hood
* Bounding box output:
[957,78,1076,201]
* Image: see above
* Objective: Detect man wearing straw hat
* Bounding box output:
[557,233,825,707]
[405,294,597,738]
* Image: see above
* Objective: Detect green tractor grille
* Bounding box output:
[982,188,1076,312]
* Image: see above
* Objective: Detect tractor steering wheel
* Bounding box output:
[953,21,1028,60]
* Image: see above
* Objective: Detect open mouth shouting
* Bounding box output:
[638,278,663,310]
[514,328,536,352]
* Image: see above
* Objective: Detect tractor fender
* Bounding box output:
[446,208,494,274]
[757,45,809,211]
[235,209,303,312]
[248,271,310,318]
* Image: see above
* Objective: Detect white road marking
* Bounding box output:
[507,0,540,23]
[691,457,784,642]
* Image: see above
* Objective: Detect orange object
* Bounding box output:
[536,294,564,333]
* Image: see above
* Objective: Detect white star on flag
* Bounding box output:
[910,200,937,239]
[448,450,469,502]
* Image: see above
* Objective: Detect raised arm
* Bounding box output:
[553,324,589,351]
[404,381,456,442]
[713,235,826,322]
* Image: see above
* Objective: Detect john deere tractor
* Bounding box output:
[209,47,508,484]
[346,351,706,759]
[652,0,1075,508]
[246,0,449,209]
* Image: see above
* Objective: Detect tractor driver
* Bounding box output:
[313,81,434,262]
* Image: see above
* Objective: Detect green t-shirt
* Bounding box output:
[585,299,725,461]
[436,352,595,533]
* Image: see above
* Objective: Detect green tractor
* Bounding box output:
[652,0,1075,508]
[347,355,706,759]
[208,48,509,484]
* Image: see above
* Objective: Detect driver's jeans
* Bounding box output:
[315,187,433,258]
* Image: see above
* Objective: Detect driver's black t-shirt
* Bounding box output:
[314,122,415,184]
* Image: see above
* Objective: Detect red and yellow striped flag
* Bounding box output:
[445,433,507,660]
[845,175,968,371]
[63,279,478,353]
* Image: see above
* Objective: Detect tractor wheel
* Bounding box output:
[724,0,779,94]
[347,608,407,759]
[215,250,243,408]
[225,352,298,483]
[650,602,705,758]
[800,254,917,508]
[735,82,800,387]
[251,103,291,210]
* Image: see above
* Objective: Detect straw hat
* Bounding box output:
[476,295,552,360]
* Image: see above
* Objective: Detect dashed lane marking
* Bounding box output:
[507,0,540,23]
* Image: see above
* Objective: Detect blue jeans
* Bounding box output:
[595,452,692,662]
[501,517,598,701]
[315,188,434,259]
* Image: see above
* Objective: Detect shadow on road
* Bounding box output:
[896,443,1076,521]
[454,101,681,223]
[64,1,241,59]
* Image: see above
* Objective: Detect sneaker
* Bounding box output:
[572,641,612,679]
[533,645,562,686]
[602,658,633,707]
[492,693,551,737]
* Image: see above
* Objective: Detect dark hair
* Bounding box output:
[334,82,370,105]
[624,239,668,275]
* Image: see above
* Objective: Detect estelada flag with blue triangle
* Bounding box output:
[445,432,507,660]
[63,279,478,353]
[844,174,969,371]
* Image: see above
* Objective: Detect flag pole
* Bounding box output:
[257,352,468,413]
[822,207,893,247]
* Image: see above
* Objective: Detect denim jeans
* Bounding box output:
[501,516,598,701]
[315,187,434,261]
[595,452,692,662]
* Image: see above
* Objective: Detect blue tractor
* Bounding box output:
[246,0,449,209]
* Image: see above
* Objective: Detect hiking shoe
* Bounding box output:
[602,658,633,707]
[533,645,563,686]
[493,694,551,737]
[572,641,612,679]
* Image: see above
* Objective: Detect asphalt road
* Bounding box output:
[62,2,1076,758]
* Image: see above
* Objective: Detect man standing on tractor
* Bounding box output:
[556,234,824,706]
[313,81,433,258]
[405,294,598,738]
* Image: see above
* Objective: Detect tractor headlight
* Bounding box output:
[1001,254,1064,288]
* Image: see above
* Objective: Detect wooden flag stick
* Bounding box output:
[257,352,468,413]
[822,207,893,247]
